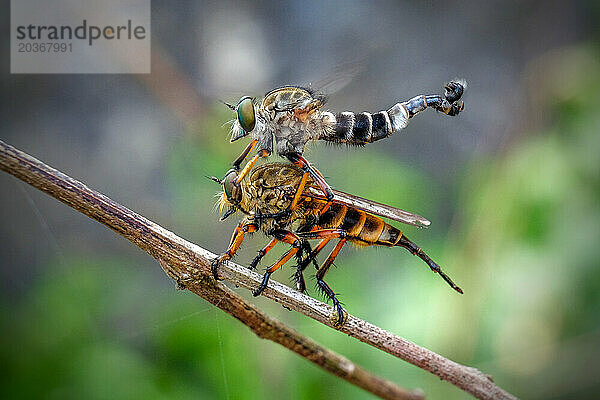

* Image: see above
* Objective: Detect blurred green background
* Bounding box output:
[2,1,600,399]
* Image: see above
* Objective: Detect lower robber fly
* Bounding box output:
[222,80,465,205]
[211,163,463,328]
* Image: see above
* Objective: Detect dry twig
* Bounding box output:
[0,139,518,400]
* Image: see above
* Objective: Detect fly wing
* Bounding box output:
[305,59,365,98]
[305,187,431,228]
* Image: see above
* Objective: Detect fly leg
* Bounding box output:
[298,229,348,327]
[287,153,334,214]
[211,219,258,280]
[316,238,348,328]
[396,234,463,294]
[253,230,302,297]
[232,139,258,171]
[234,148,271,185]
[248,225,310,272]
[293,236,330,293]
[292,224,332,292]
[245,231,314,292]
[291,240,320,293]
[249,237,278,271]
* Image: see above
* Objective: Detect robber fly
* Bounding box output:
[223,80,465,202]
[211,163,462,328]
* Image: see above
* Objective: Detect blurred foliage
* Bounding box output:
[2,44,600,399]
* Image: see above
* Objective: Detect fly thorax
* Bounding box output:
[239,183,254,213]
[274,122,309,155]
[275,137,302,156]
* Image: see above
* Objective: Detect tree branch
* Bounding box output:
[0,139,517,400]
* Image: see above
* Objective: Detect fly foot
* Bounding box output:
[211,255,229,281]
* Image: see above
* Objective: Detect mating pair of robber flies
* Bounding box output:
[210,80,466,327]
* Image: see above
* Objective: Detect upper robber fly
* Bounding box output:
[223,80,466,203]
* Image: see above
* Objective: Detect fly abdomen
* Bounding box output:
[326,108,407,146]
[311,200,463,293]
[374,220,403,246]
[320,80,465,146]
[318,203,404,246]
[317,203,366,235]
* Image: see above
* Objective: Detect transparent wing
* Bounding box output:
[304,58,366,97]
[305,187,431,228]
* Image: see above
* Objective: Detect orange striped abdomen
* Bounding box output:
[317,203,403,246]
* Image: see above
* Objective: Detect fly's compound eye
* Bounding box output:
[236,96,255,132]
[222,169,242,204]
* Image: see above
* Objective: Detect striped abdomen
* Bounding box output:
[321,103,409,146]
[317,203,403,247]
[318,81,465,145]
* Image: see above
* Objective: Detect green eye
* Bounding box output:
[223,178,233,200]
[237,97,255,132]
[222,169,241,204]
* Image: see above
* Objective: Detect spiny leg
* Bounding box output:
[297,229,349,327]
[289,224,327,292]
[211,220,258,280]
[292,236,330,293]
[250,235,311,289]
[296,228,347,276]
[291,240,309,293]
[315,238,348,328]
[396,234,463,294]
[253,230,302,297]
[295,227,347,276]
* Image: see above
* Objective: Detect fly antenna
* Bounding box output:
[207,175,223,184]
[219,100,236,111]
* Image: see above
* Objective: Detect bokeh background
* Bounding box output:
[2,1,599,398]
